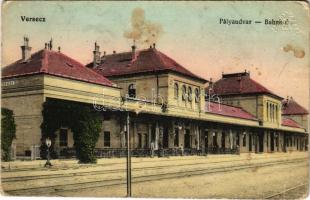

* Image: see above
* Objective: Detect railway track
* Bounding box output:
[3,157,308,196]
[2,153,304,173]
[265,183,308,199]
[2,155,307,182]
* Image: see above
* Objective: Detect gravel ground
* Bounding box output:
[1,152,309,198]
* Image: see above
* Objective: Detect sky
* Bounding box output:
[2,1,309,108]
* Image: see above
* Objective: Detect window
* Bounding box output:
[271,104,274,122]
[195,88,200,103]
[266,102,269,121]
[59,129,68,147]
[104,131,111,147]
[182,85,186,101]
[174,82,179,99]
[275,106,278,122]
[188,86,192,102]
[128,84,136,98]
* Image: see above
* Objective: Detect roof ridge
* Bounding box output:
[154,49,166,70]
[2,48,113,87]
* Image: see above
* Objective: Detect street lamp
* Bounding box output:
[44,137,52,167]
[126,112,131,197]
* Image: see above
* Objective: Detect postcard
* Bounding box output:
[1,1,309,199]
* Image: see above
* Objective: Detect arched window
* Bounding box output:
[188,86,192,102]
[275,105,278,122]
[182,85,186,101]
[128,84,136,98]
[266,102,269,121]
[195,88,200,103]
[174,82,179,99]
[269,103,272,121]
[272,104,274,122]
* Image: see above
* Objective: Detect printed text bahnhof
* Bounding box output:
[219,18,289,25]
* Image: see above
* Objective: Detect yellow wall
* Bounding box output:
[2,75,45,155]
[283,115,308,131]
[110,74,168,103]
[167,73,205,112]
[262,95,282,127]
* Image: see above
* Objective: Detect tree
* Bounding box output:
[41,99,101,163]
[1,108,16,161]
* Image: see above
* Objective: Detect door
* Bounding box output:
[163,127,169,148]
[184,129,191,148]
[138,133,142,148]
[270,132,274,151]
[249,134,252,152]
[213,132,218,150]
[144,134,148,148]
[258,132,264,152]
[204,135,208,153]
[151,124,156,143]
[221,132,225,149]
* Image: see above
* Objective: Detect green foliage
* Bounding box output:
[1,108,16,161]
[41,99,101,163]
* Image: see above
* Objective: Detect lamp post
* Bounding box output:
[126,112,132,197]
[44,137,52,167]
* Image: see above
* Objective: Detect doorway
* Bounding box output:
[270,132,274,152]
[213,132,218,149]
[163,127,169,148]
[221,132,225,149]
[138,133,142,148]
[249,134,252,152]
[184,129,191,148]
[258,132,264,152]
[204,134,208,153]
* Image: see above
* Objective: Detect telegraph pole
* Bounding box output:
[126,112,132,197]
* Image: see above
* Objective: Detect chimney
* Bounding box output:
[58,46,61,52]
[209,78,213,88]
[93,42,101,68]
[21,37,32,62]
[49,38,53,50]
[131,44,136,61]
[153,43,156,49]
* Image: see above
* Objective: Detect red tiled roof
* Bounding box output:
[207,72,282,99]
[205,101,257,120]
[2,49,113,86]
[86,47,207,82]
[282,98,308,115]
[281,117,302,128]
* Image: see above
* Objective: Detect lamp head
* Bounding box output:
[45,138,52,147]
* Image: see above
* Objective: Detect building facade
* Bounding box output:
[1,38,308,159]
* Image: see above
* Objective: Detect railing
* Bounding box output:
[205,147,239,155]
[58,147,205,158]
[57,147,239,158]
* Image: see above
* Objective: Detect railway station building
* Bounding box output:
[2,38,308,159]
